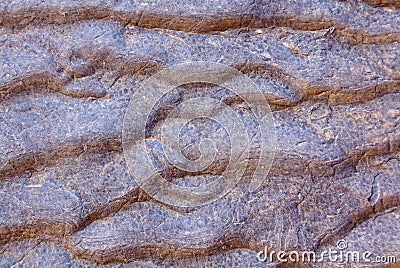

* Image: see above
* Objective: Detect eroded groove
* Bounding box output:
[316,196,400,249]
[321,81,400,106]
[296,80,400,108]
[68,229,253,264]
[1,238,265,267]
[0,188,149,245]
[0,59,161,103]
[334,28,400,45]
[329,138,400,179]
[0,7,398,45]
[359,0,400,8]
[0,71,67,101]
[73,188,151,234]
[0,220,77,246]
[3,54,396,121]
[242,63,400,108]
[0,136,122,180]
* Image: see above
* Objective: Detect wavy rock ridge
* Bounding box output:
[0,0,399,267]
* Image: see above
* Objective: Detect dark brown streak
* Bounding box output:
[0,8,398,45]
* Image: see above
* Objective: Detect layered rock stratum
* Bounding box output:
[0,0,399,267]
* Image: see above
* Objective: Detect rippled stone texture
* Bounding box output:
[0,0,399,267]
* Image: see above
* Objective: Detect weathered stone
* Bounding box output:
[0,0,399,267]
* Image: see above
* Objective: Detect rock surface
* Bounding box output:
[0,0,399,267]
